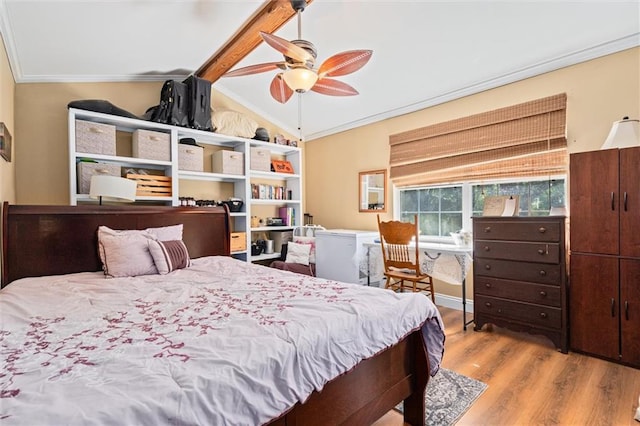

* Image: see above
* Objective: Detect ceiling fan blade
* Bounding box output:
[270,73,294,104]
[318,50,373,78]
[224,62,285,77]
[260,31,314,65]
[311,78,359,96]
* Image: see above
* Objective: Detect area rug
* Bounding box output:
[396,368,487,425]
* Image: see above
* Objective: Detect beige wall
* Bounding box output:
[14,82,297,205]
[0,33,16,282]
[1,33,15,204]
[304,47,639,299]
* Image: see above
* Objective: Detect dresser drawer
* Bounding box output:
[474,240,560,264]
[475,295,562,329]
[474,276,561,307]
[473,220,560,242]
[475,258,562,285]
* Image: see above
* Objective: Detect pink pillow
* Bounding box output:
[293,236,316,264]
[97,226,158,277]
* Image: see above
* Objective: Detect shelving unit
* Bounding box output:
[68,108,303,264]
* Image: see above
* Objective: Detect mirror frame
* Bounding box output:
[359,169,387,213]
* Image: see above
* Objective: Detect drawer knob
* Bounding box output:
[484,246,490,251]
[485,264,491,270]
[540,312,548,319]
[485,283,492,288]
[539,291,547,297]
[539,270,547,276]
[538,227,547,233]
[484,226,491,233]
[537,249,545,255]
[485,302,492,308]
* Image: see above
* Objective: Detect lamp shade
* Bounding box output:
[601,117,640,149]
[89,175,137,203]
[282,67,318,93]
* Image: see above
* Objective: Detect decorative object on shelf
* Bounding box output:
[253,127,270,142]
[289,139,298,147]
[274,133,287,145]
[89,175,137,205]
[251,216,260,227]
[222,0,372,104]
[221,198,244,212]
[0,122,12,162]
[601,116,640,149]
[271,160,294,174]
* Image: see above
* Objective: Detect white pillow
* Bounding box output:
[97,226,158,278]
[293,236,316,264]
[285,241,311,266]
[148,240,191,274]
[145,224,183,241]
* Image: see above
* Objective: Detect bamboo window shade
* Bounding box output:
[389,93,568,187]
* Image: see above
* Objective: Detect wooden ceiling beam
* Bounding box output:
[195,0,314,83]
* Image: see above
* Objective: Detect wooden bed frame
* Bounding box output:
[0,202,430,426]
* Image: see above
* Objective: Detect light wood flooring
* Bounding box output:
[372,306,640,426]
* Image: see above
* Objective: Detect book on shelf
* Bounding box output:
[279,207,295,226]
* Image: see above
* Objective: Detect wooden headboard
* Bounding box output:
[1,202,231,287]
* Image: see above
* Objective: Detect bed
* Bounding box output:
[0,203,445,425]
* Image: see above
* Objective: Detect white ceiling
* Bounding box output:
[1,1,639,141]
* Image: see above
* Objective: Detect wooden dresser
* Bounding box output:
[472,216,568,353]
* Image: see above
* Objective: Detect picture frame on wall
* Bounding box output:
[0,122,12,162]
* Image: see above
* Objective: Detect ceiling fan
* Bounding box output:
[223,0,373,104]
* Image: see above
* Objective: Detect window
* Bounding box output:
[396,176,566,240]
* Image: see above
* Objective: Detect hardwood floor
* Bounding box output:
[372,306,640,426]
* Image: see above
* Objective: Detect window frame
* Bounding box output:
[393,174,566,243]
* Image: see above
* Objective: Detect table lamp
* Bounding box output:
[89,175,137,205]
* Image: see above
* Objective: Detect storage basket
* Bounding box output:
[250,147,271,172]
[75,120,116,155]
[230,232,247,252]
[132,129,170,161]
[212,150,244,175]
[178,144,204,172]
[126,173,172,197]
[77,162,121,194]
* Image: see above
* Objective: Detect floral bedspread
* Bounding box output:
[0,256,444,425]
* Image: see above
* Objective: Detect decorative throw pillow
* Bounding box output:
[293,236,316,264]
[148,240,191,274]
[97,226,158,277]
[285,241,311,266]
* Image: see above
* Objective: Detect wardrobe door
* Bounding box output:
[619,147,640,258]
[620,258,640,367]
[569,149,619,255]
[569,254,619,360]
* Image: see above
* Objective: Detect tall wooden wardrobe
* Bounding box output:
[569,146,640,368]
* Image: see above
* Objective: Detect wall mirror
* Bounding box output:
[359,169,387,212]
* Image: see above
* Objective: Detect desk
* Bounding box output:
[362,242,474,330]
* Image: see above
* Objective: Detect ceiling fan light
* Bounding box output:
[282,67,318,92]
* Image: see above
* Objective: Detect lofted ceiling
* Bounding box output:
[0,0,638,141]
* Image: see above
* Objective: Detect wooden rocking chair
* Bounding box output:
[376,214,435,302]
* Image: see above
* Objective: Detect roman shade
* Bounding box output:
[389,93,567,187]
